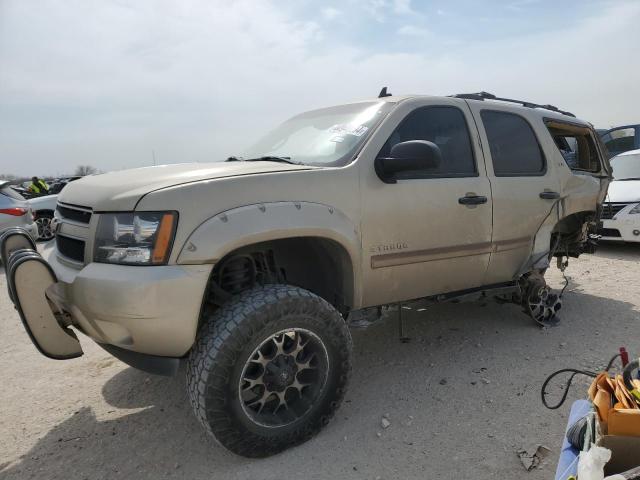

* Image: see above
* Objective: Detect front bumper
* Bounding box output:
[1,228,82,359]
[599,217,640,243]
[2,228,213,361]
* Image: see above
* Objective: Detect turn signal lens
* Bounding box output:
[152,213,176,263]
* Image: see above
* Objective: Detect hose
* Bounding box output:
[541,352,626,410]
[541,368,598,410]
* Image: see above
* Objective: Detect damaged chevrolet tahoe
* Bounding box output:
[1,91,610,457]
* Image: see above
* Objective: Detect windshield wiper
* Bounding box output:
[245,156,302,165]
[226,155,303,165]
[617,177,640,181]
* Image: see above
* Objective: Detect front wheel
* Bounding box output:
[186,284,352,457]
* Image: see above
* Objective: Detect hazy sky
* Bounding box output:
[1,0,639,177]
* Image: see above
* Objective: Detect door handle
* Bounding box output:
[458,195,488,205]
[539,191,561,200]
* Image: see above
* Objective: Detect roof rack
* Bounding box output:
[452,91,575,118]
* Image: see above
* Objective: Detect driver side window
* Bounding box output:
[378,106,477,179]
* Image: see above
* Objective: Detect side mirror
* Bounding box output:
[374,140,442,184]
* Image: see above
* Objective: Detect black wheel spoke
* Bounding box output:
[239,328,329,427]
[186,284,352,457]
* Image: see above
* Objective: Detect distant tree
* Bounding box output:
[74,165,97,176]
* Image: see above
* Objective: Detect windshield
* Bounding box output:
[611,152,640,180]
[240,101,394,167]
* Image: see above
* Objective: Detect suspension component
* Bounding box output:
[522,272,562,328]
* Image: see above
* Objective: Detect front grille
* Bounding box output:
[56,235,85,262]
[598,228,622,238]
[600,203,630,219]
[57,204,92,224]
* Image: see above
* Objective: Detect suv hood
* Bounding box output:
[58,161,314,211]
[606,180,640,203]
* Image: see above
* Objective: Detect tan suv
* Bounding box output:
[1,90,610,457]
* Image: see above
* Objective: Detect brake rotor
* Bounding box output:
[524,275,562,328]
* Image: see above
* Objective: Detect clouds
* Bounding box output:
[397,25,429,37]
[0,0,639,176]
[321,7,342,21]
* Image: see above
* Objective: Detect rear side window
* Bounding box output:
[481,111,545,176]
[547,122,601,172]
[378,106,477,178]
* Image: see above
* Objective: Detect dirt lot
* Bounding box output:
[1,244,639,480]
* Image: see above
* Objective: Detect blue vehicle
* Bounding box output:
[599,124,640,158]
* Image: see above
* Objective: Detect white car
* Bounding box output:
[599,149,640,243]
[27,194,58,241]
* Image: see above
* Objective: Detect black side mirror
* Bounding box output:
[375,140,442,184]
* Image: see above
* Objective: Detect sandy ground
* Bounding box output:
[0,243,639,480]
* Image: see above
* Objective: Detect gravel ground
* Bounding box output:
[1,243,638,480]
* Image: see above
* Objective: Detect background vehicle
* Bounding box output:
[27,194,59,241]
[599,149,640,243]
[1,92,610,458]
[48,176,82,195]
[599,124,640,158]
[0,181,38,244]
[6,177,82,241]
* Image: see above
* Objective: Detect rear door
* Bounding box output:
[466,104,561,284]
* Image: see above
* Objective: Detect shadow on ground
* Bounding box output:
[2,246,639,480]
[594,241,640,261]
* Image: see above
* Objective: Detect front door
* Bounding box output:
[359,98,493,307]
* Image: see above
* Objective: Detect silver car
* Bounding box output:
[0,181,39,243]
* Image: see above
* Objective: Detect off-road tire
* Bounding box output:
[186,284,352,457]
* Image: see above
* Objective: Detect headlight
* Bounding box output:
[94,212,178,265]
[629,203,640,214]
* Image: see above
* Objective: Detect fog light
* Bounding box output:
[633,229,640,236]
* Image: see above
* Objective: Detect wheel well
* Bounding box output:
[551,210,598,257]
[203,237,355,314]
[34,209,54,217]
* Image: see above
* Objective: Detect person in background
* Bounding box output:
[28,176,49,195]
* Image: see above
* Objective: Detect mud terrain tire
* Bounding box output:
[186,284,352,457]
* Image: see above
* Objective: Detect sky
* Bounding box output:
[1,0,639,177]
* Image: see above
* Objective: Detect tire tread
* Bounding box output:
[186,284,352,457]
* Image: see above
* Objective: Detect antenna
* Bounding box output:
[152,149,157,166]
[378,87,392,98]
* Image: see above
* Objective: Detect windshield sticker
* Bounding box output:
[328,124,369,137]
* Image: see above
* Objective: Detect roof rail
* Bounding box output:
[452,91,575,118]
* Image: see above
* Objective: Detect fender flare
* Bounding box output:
[176,201,362,303]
